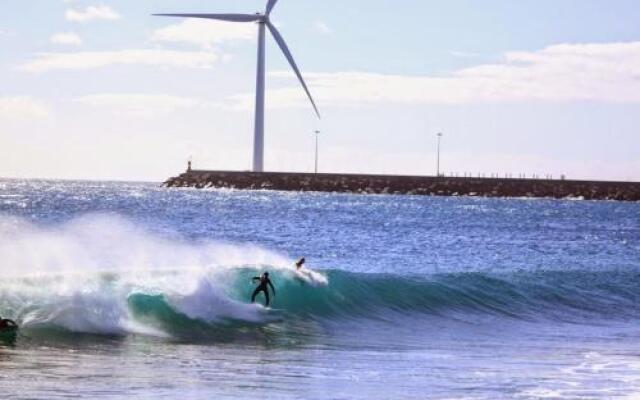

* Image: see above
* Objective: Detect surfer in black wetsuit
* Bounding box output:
[251,272,276,307]
[0,317,17,329]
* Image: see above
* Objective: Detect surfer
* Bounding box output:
[0,317,17,329]
[295,257,306,270]
[251,272,276,307]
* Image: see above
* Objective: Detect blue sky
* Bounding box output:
[1,0,639,181]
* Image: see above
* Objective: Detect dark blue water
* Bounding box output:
[1,179,639,399]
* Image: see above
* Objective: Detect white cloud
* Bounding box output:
[74,94,218,117]
[0,97,50,120]
[227,41,640,109]
[312,21,333,35]
[450,50,480,58]
[65,5,120,23]
[151,19,256,49]
[21,49,221,73]
[50,32,82,46]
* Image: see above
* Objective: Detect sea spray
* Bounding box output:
[0,213,291,276]
[0,214,309,336]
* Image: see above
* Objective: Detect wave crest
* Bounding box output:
[2,214,640,340]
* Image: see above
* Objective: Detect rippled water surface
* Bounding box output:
[1,179,639,399]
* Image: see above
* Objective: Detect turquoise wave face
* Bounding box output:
[118,268,640,340]
[6,265,640,340]
[223,268,640,321]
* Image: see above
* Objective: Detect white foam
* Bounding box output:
[0,214,306,336]
[168,277,267,323]
[292,267,329,287]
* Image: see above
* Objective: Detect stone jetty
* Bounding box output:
[164,170,640,201]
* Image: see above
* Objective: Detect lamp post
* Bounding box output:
[436,132,443,177]
[314,130,320,174]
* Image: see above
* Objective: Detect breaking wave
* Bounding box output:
[1,214,640,340]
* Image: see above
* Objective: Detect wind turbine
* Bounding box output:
[154,0,320,173]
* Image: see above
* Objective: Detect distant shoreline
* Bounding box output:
[164,170,640,201]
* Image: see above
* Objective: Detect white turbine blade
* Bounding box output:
[266,0,279,15]
[267,22,321,119]
[153,13,262,23]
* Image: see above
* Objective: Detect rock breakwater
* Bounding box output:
[164,170,640,201]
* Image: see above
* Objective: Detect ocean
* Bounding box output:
[0,179,639,399]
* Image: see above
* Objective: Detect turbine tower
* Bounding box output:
[154,0,320,172]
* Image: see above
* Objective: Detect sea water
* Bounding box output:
[0,179,639,399]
